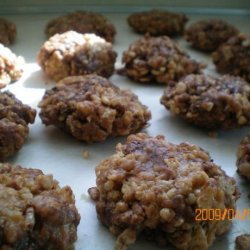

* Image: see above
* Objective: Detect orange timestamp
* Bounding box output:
[195,208,250,221]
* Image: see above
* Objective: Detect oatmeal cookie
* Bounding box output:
[0,163,80,249]
[0,91,36,160]
[236,135,250,180]
[0,44,25,88]
[39,75,151,142]
[127,10,188,37]
[37,31,117,82]
[0,17,16,46]
[212,34,250,82]
[89,133,237,250]
[121,35,204,84]
[184,19,238,52]
[160,74,250,130]
[235,234,250,250]
[45,11,116,43]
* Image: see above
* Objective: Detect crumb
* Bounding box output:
[80,193,90,201]
[208,131,218,138]
[82,150,90,159]
[88,187,99,201]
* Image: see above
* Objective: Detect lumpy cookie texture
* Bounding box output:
[45,11,116,43]
[235,234,250,250]
[160,74,250,130]
[0,91,36,159]
[127,10,188,37]
[39,75,151,142]
[212,34,250,82]
[0,44,25,88]
[0,17,16,46]
[236,135,250,180]
[184,19,238,52]
[89,133,237,250]
[121,35,203,84]
[37,31,117,82]
[0,163,80,249]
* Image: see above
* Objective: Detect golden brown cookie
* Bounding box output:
[236,135,250,180]
[37,31,117,82]
[39,75,151,142]
[45,11,116,43]
[0,163,80,249]
[185,19,238,52]
[161,74,250,129]
[89,133,237,250]
[127,10,188,36]
[235,234,250,250]
[212,34,250,82]
[0,91,36,160]
[0,17,16,46]
[0,44,25,89]
[121,35,204,84]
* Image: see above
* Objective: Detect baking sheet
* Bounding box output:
[2,12,250,250]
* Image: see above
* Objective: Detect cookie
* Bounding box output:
[37,31,117,82]
[89,133,237,250]
[236,135,250,180]
[0,17,16,46]
[212,34,250,82]
[235,234,250,250]
[45,11,116,43]
[0,91,36,159]
[127,10,188,36]
[121,35,203,84]
[0,44,25,88]
[161,74,250,129]
[0,163,80,249]
[39,75,151,142]
[184,19,238,52]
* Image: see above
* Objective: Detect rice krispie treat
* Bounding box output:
[37,31,117,82]
[0,17,16,46]
[0,163,80,249]
[45,11,116,43]
[0,91,36,160]
[121,35,204,84]
[127,10,188,37]
[89,133,238,250]
[39,75,151,142]
[212,34,250,82]
[236,135,250,180]
[161,74,250,130]
[0,44,25,88]
[235,234,250,250]
[184,19,238,52]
